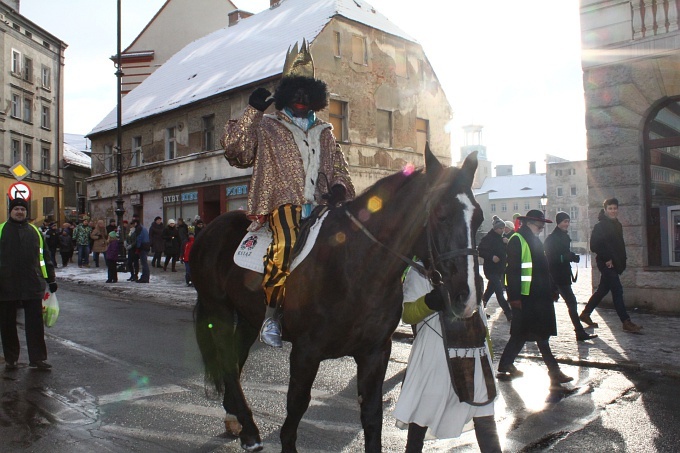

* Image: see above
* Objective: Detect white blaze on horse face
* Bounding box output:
[457,193,478,318]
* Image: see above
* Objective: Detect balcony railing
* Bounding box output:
[633,0,680,39]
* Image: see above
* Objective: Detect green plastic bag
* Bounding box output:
[42,291,59,327]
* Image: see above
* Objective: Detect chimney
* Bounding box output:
[529,161,536,174]
[228,9,253,27]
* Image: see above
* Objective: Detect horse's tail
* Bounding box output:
[193,294,236,396]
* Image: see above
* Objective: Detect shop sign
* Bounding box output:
[182,191,198,202]
[226,185,248,197]
[164,191,198,204]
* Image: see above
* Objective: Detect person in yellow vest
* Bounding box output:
[496,210,573,388]
[0,198,57,371]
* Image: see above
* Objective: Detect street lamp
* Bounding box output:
[540,193,548,239]
[115,0,126,268]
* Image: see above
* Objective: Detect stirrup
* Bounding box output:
[259,317,282,348]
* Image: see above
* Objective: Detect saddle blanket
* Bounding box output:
[234,210,329,274]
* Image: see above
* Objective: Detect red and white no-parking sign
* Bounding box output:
[8,182,32,201]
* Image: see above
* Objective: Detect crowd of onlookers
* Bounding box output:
[37,216,206,287]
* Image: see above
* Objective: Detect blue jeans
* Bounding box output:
[77,245,90,266]
[584,266,629,322]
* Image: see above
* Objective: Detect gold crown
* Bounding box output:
[282,39,315,78]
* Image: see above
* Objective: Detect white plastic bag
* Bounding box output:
[42,291,60,327]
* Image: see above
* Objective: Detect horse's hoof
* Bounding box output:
[241,441,263,452]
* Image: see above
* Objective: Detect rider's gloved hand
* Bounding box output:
[249,88,274,112]
[424,288,444,311]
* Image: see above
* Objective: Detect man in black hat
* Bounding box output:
[0,198,58,371]
[497,210,573,388]
[544,212,597,342]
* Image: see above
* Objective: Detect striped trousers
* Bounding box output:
[263,204,301,308]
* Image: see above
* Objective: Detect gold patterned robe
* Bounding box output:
[221,105,355,216]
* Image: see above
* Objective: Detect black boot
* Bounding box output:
[405,423,427,453]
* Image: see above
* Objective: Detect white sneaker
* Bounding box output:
[259,317,282,348]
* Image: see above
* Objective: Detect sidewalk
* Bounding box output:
[55,257,197,308]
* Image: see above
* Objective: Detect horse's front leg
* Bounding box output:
[354,342,391,453]
[280,347,321,453]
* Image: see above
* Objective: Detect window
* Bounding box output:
[23,57,32,82]
[490,203,496,212]
[570,206,578,220]
[202,115,215,151]
[11,140,21,164]
[11,94,20,118]
[41,66,51,89]
[395,48,407,77]
[23,143,32,169]
[524,201,530,210]
[352,35,367,65]
[569,168,576,175]
[41,147,50,171]
[76,180,83,196]
[333,31,341,57]
[570,186,577,196]
[501,202,507,212]
[329,99,348,142]
[23,98,32,122]
[572,230,579,241]
[131,136,142,167]
[416,118,429,154]
[376,109,392,147]
[513,202,519,211]
[556,187,563,197]
[41,105,50,128]
[11,50,21,74]
[555,169,563,176]
[104,145,113,172]
[25,30,32,38]
[166,127,177,159]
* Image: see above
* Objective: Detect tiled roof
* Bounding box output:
[474,173,546,200]
[89,0,413,135]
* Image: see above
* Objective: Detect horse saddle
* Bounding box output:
[233,208,330,274]
[440,310,497,405]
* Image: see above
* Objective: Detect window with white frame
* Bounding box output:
[569,168,576,175]
[11,94,20,118]
[416,118,429,154]
[490,203,496,212]
[166,127,177,159]
[11,140,21,164]
[570,186,577,196]
[572,230,579,241]
[329,99,348,142]
[76,180,83,196]
[41,66,51,89]
[524,201,530,210]
[377,109,392,147]
[23,98,32,122]
[202,115,215,151]
[23,143,32,169]
[41,147,50,172]
[570,206,578,220]
[11,50,21,74]
[41,105,50,128]
[513,201,519,211]
[104,145,113,172]
[131,136,142,167]
[352,35,367,65]
[23,57,32,82]
[556,186,563,197]
[501,202,507,212]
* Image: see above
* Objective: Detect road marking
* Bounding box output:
[46,334,135,368]
[99,384,188,405]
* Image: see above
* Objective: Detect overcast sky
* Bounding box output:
[20,0,585,174]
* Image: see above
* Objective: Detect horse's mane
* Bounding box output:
[348,166,426,209]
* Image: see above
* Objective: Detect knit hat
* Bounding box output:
[492,215,506,230]
[108,231,118,238]
[504,220,514,230]
[555,211,570,225]
[518,209,552,223]
[167,218,175,225]
[9,198,29,210]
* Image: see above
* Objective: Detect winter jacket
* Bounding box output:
[506,225,557,341]
[58,231,74,251]
[163,226,181,256]
[105,239,119,261]
[590,209,627,274]
[135,225,150,251]
[149,221,165,253]
[0,218,56,301]
[177,222,189,244]
[72,223,92,246]
[90,226,108,253]
[45,227,60,250]
[478,228,507,278]
[544,227,577,286]
[182,236,194,263]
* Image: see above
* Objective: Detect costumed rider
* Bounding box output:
[393,262,501,453]
[221,39,355,348]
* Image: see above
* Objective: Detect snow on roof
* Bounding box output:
[63,133,91,168]
[89,0,414,135]
[474,173,546,200]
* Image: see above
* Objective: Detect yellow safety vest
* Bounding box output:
[0,222,49,278]
[505,232,532,295]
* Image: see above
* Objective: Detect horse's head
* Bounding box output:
[419,143,483,319]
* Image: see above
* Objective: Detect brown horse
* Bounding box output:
[192,145,482,452]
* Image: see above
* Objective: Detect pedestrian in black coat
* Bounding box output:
[478,216,512,321]
[45,222,60,267]
[544,212,597,342]
[162,219,181,271]
[58,229,74,267]
[149,216,165,268]
[497,210,573,388]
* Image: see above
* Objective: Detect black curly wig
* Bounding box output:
[274,76,328,112]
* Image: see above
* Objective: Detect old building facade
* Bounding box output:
[0,1,65,222]
[86,0,452,227]
[546,158,589,253]
[580,0,680,311]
